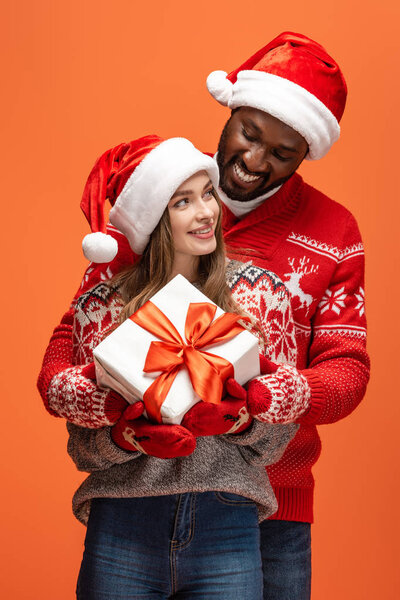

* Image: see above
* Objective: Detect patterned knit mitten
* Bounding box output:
[247,362,311,424]
[47,363,128,428]
[111,403,197,459]
[182,378,252,436]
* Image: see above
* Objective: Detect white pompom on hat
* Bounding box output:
[207,32,347,160]
[80,135,219,262]
[82,231,118,264]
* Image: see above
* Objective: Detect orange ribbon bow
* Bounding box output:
[130,301,249,423]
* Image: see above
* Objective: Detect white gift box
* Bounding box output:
[93,274,260,424]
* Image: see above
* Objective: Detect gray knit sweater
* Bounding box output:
[68,419,297,524]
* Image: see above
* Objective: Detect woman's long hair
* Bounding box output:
[113,191,243,323]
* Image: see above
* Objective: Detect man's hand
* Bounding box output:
[111,402,196,459]
[247,361,311,424]
[182,378,252,436]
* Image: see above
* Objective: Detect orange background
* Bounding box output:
[1,1,399,598]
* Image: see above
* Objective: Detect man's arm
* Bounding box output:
[248,213,370,425]
[38,278,130,428]
[299,213,369,424]
[37,225,136,421]
[37,307,75,418]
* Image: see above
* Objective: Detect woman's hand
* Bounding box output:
[181,378,252,436]
[111,402,197,458]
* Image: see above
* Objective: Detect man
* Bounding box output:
[38,32,369,599]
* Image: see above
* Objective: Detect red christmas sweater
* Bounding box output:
[38,172,369,523]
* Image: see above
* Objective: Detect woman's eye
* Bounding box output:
[173,198,189,208]
[204,188,214,198]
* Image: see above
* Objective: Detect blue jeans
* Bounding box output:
[77,493,263,599]
[260,520,311,600]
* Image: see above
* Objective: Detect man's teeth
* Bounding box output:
[234,162,262,183]
[191,227,211,234]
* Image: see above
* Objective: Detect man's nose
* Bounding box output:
[243,146,270,173]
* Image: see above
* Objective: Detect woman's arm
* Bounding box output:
[222,419,298,467]
[67,422,139,472]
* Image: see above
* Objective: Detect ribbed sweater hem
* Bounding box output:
[269,486,314,523]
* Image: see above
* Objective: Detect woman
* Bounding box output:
[48,135,297,599]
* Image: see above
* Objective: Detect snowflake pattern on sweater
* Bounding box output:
[226,261,297,366]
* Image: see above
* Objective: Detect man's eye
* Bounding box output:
[242,127,257,142]
[273,150,291,162]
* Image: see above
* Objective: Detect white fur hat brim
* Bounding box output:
[109,138,219,255]
[207,70,340,160]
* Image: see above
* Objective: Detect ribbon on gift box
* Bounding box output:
[130,301,250,422]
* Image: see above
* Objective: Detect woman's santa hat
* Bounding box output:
[81,135,219,263]
[207,31,347,160]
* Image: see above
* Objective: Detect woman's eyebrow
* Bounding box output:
[171,179,212,199]
[171,188,192,198]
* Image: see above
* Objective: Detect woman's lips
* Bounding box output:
[188,226,214,239]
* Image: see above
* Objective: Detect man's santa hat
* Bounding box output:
[81,135,219,263]
[207,32,347,160]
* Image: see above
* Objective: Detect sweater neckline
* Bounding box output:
[222,173,304,259]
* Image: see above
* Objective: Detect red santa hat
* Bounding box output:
[81,135,219,263]
[206,32,347,160]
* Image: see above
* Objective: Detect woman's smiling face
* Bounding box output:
[168,171,219,266]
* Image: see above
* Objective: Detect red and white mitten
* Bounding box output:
[47,362,128,428]
[247,363,311,424]
[111,403,197,459]
[182,378,252,436]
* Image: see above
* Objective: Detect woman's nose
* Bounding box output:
[196,200,214,220]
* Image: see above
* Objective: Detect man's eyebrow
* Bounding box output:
[171,179,212,199]
[245,119,299,153]
[245,118,263,135]
[278,144,299,153]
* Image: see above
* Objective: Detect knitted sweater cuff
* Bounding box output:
[223,419,267,446]
[39,368,64,417]
[104,391,128,425]
[297,370,326,425]
[96,428,140,465]
[39,341,72,391]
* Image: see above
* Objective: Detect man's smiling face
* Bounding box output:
[217,107,309,201]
